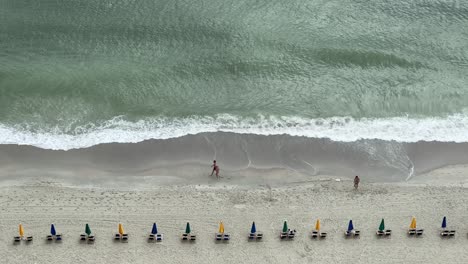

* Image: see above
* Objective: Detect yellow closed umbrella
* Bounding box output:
[218,222,224,234]
[315,219,320,231]
[19,224,24,237]
[118,223,125,235]
[410,217,416,229]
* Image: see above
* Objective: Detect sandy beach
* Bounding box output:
[1,175,467,264]
[1,134,468,263]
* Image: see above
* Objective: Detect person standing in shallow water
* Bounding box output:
[210,160,220,180]
[354,176,360,189]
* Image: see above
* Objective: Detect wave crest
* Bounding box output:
[1,113,468,150]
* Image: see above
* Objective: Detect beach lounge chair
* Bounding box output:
[122,234,128,242]
[47,235,53,241]
[88,235,95,243]
[114,233,121,240]
[416,229,424,236]
[190,235,196,241]
[408,229,416,235]
[312,230,319,238]
[56,234,62,241]
[26,236,33,242]
[280,232,288,239]
[344,230,360,238]
[80,234,86,241]
[14,236,21,242]
[312,230,327,239]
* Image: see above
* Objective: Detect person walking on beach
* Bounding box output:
[210,160,220,179]
[354,176,360,189]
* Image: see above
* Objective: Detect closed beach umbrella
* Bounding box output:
[219,222,224,234]
[379,219,385,231]
[118,223,125,235]
[251,222,256,233]
[185,222,191,234]
[85,224,92,236]
[441,216,447,229]
[282,220,288,233]
[51,224,56,236]
[315,219,320,231]
[347,220,354,231]
[151,223,158,235]
[19,224,24,237]
[410,217,416,229]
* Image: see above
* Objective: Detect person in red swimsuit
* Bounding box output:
[210,160,220,179]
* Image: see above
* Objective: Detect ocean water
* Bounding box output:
[1,0,468,150]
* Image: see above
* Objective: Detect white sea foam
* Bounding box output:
[1,113,468,150]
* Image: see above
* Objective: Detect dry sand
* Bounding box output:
[1,175,468,264]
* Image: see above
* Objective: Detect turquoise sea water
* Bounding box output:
[1,0,468,149]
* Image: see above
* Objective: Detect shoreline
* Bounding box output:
[2,132,468,187]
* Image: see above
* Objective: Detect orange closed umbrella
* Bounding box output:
[410,217,416,229]
[19,224,24,237]
[118,223,125,235]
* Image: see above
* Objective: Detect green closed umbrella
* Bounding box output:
[379,219,385,231]
[185,222,191,234]
[85,224,92,236]
[282,220,288,233]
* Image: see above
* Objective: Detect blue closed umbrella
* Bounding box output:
[347,220,354,231]
[51,224,56,236]
[151,223,158,235]
[251,222,256,233]
[441,216,447,229]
